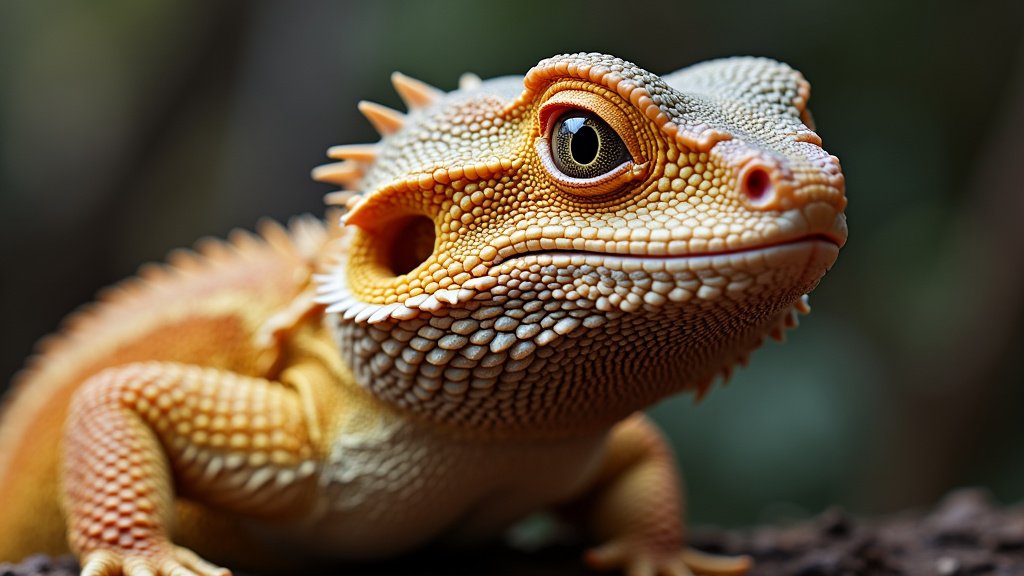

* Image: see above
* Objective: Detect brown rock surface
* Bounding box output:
[3,489,1021,576]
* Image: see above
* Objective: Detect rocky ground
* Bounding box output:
[4,489,1022,576]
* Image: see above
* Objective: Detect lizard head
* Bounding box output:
[315,53,847,436]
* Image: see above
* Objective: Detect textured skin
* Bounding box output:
[0,53,846,576]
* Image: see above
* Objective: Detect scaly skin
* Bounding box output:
[0,53,846,576]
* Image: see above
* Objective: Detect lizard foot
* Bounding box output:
[80,546,231,576]
[585,540,751,576]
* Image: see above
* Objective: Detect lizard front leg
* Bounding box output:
[580,414,751,576]
[63,361,321,576]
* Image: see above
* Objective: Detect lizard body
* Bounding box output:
[0,53,847,576]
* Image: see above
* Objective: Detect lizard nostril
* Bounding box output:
[742,167,772,204]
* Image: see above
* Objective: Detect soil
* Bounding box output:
[3,488,1021,576]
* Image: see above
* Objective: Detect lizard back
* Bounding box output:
[0,217,329,558]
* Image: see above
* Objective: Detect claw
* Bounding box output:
[681,547,751,575]
[81,551,121,576]
[584,540,629,568]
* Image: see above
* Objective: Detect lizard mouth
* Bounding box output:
[487,233,843,271]
[320,235,839,325]
[479,201,848,272]
[474,235,841,313]
[326,226,842,319]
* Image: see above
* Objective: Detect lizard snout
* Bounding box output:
[712,140,847,216]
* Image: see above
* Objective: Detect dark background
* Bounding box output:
[1,0,1022,528]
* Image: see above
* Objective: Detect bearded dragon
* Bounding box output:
[0,52,847,576]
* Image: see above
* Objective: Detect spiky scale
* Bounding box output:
[326,143,379,163]
[458,72,482,90]
[310,161,363,186]
[323,191,360,207]
[357,100,406,136]
[391,72,444,110]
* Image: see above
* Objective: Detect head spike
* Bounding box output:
[458,72,482,90]
[324,190,360,207]
[391,72,443,110]
[311,161,363,186]
[358,100,406,136]
[341,194,373,228]
[327,143,380,163]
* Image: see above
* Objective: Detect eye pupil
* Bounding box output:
[551,111,630,180]
[569,125,599,165]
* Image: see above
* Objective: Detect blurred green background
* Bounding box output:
[1,0,1022,528]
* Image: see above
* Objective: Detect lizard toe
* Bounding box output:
[78,547,231,576]
[585,540,749,576]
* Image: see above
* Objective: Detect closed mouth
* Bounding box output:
[489,233,842,270]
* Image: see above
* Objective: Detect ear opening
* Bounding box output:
[380,215,436,276]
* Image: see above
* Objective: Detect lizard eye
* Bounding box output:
[535,90,649,197]
[550,111,631,179]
